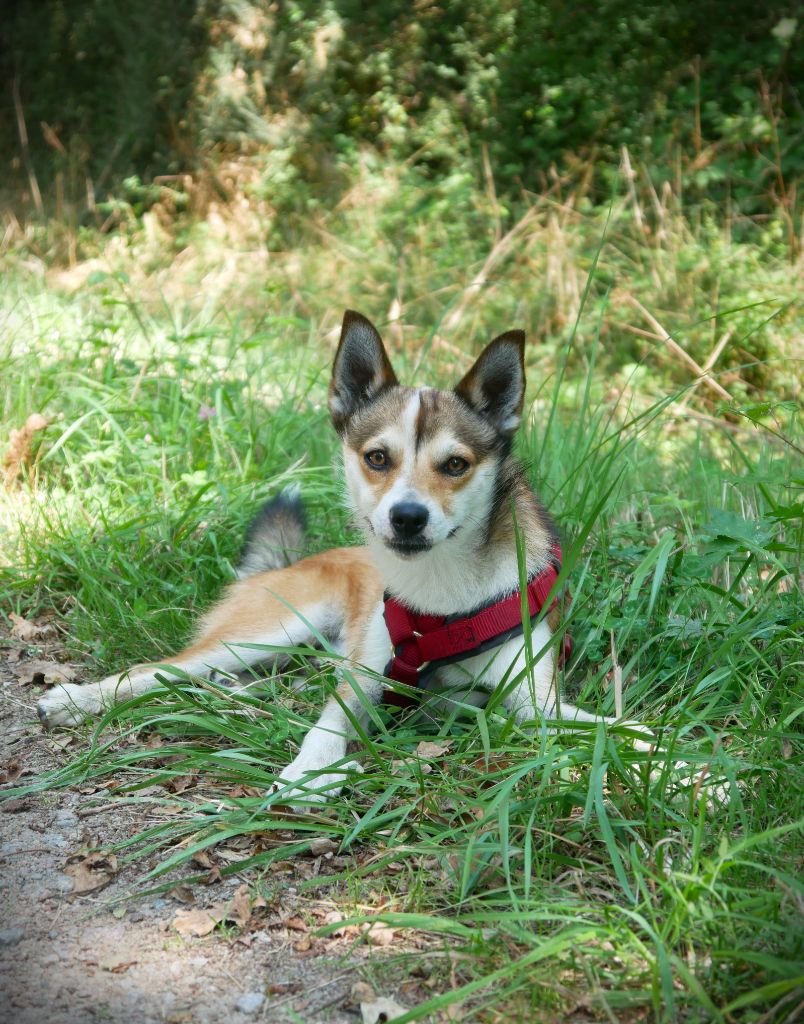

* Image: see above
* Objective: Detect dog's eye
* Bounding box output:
[364,449,389,470]
[442,456,470,476]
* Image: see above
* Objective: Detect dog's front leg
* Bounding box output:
[277,603,389,807]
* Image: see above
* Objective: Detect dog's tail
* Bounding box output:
[236,486,307,578]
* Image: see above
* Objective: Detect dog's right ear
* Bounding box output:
[329,311,398,433]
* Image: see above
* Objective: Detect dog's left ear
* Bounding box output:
[329,310,399,433]
[454,330,526,438]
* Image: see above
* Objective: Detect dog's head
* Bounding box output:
[329,310,525,558]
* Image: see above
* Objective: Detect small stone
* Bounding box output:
[41,832,69,849]
[0,928,24,946]
[53,809,79,828]
[236,992,265,1015]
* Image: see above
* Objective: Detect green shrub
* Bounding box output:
[3,1,801,224]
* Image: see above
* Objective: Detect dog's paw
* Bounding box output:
[273,758,363,810]
[37,683,101,730]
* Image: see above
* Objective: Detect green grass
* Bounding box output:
[1,189,802,1022]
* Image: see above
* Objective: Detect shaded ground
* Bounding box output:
[0,633,414,1024]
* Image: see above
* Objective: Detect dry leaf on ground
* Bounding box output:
[64,850,118,894]
[161,774,196,794]
[415,740,452,759]
[361,996,408,1024]
[15,660,76,686]
[309,836,338,857]
[362,920,397,947]
[172,905,226,937]
[171,885,263,936]
[228,884,253,927]
[1,797,34,813]
[9,613,52,642]
[0,760,23,784]
[169,885,196,904]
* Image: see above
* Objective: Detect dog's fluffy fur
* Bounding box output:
[38,311,642,805]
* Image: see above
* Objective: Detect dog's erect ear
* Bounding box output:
[454,330,526,438]
[329,311,398,433]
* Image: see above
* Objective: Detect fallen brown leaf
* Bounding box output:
[172,904,225,937]
[64,850,118,894]
[169,885,196,904]
[1,797,33,813]
[162,774,196,794]
[284,915,308,932]
[0,760,23,784]
[172,886,264,936]
[9,613,52,642]
[228,884,252,927]
[229,784,262,798]
[49,734,78,751]
[363,920,397,947]
[415,740,452,760]
[15,660,76,687]
[216,847,252,864]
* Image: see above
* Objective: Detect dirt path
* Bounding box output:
[0,638,410,1024]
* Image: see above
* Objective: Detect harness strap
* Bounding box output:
[382,542,570,706]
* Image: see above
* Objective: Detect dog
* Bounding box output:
[37,311,646,804]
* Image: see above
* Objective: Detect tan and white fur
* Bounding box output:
[37,311,646,805]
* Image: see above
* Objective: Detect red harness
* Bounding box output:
[382,542,571,707]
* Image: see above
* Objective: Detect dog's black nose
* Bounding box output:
[390,502,429,539]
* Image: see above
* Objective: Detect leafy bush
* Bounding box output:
[3,0,801,223]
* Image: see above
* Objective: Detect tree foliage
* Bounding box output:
[2,0,801,218]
